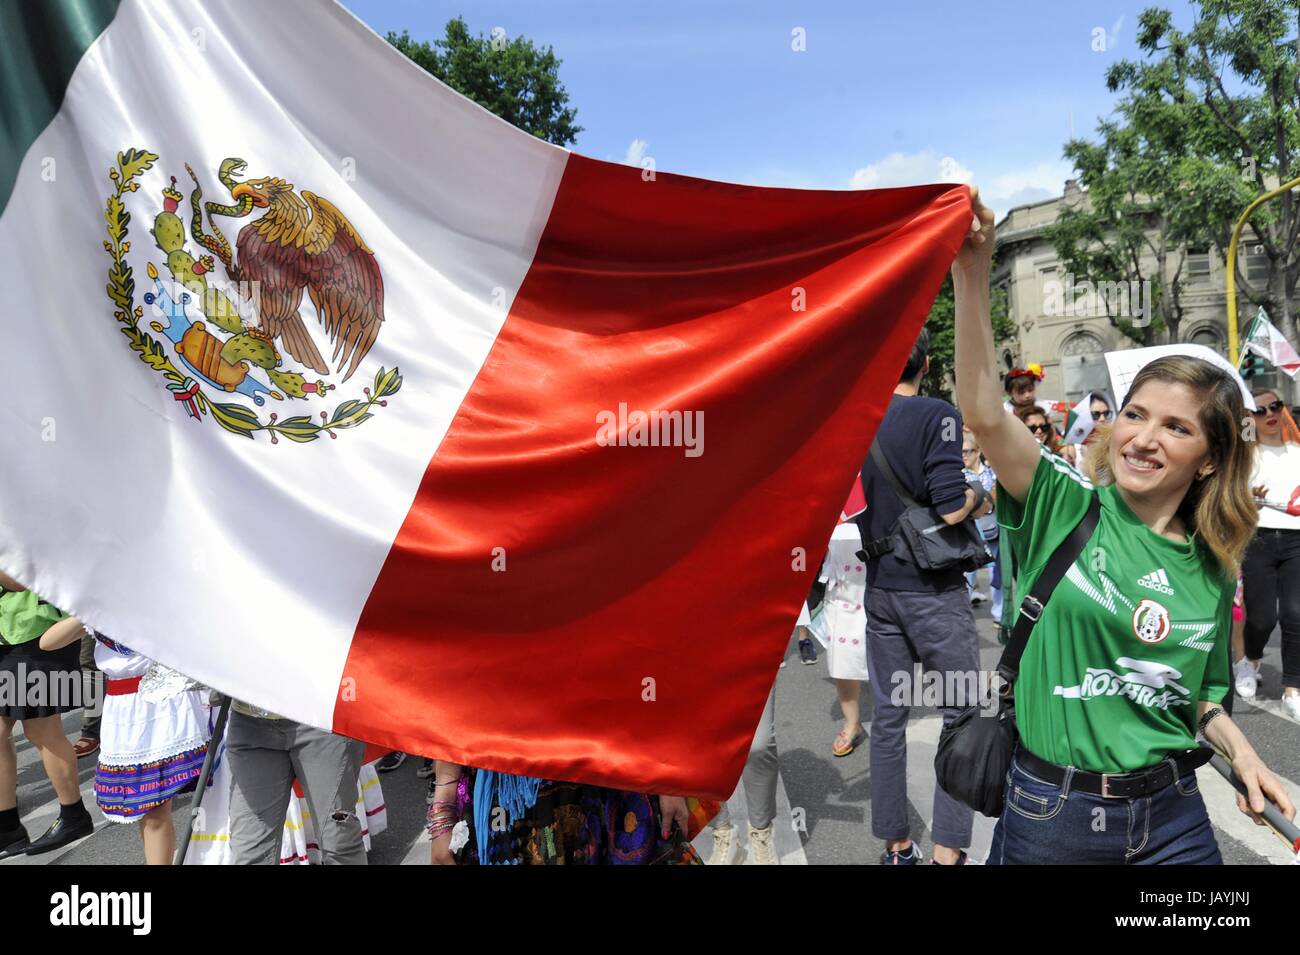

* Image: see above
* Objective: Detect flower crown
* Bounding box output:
[1004,362,1044,389]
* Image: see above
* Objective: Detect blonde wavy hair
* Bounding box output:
[1085,356,1258,580]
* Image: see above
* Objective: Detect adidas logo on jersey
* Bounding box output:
[1137,568,1175,596]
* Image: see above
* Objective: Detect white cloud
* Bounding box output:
[848,150,972,190]
[623,138,649,166]
[981,160,1075,219]
[847,151,1074,221]
[1108,14,1125,49]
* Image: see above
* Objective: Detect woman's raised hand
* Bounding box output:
[954,186,996,274]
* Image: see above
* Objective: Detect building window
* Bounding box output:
[1189,326,1223,356]
[1187,250,1210,283]
[1245,246,1269,284]
[1061,331,1104,356]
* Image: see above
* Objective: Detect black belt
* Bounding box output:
[1016,746,1213,799]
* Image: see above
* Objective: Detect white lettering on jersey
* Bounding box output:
[1053,657,1192,710]
[1137,568,1175,596]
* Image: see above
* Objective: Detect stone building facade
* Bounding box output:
[990,180,1283,410]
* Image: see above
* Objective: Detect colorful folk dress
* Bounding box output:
[93,635,208,822]
[443,769,703,866]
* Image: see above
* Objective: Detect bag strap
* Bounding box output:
[868,440,921,510]
[995,493,1101,688]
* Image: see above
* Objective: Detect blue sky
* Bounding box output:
[343,0,1199,218]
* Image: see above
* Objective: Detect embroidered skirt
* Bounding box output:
[94,683,209,822]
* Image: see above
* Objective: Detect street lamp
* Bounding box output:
[1226,176,1300,365]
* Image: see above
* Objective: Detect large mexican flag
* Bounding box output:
[0,0,971,796]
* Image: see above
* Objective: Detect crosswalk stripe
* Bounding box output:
[691,762,809,865]
[1238,693,1299,725]
[1194,764,1300,865]
[855,715,1292,866]
[895,716,996,863]
[4,714,103,866]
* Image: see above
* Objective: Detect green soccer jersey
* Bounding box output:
[997,446,1232,774]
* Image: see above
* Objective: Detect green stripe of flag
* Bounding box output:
[0,0,122,216]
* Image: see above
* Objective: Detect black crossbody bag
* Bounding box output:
[934,493,1100,817]
[860,441,993,573]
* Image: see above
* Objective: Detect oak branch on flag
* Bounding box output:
[0,0,973,797]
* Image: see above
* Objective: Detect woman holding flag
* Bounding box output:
[953,187,1294,863]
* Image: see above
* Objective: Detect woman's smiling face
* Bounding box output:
[1109,380,1214,499]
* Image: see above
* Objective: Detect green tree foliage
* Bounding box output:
[1084,1,1300,347]
[922,269,1015,403]
[388,19,582,147]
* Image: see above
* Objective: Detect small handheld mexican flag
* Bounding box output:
[1062,393,1098,446]
[1242,308,1300,379]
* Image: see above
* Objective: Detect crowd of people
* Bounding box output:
[2,194,1298,866]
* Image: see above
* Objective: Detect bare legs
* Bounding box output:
[140,800,175,864]
[21,715,80,805]
[835,679,861,742]
[0,717,16,812]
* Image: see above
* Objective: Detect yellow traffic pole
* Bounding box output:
[1226,175,1300,365]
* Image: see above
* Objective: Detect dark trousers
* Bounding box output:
[865,586,980,850]
[1242,527,1300,690]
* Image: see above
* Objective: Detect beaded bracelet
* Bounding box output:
[426,797,462,838]
[1197,706,1225,736]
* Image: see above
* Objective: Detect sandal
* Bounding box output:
[832,726,864,758]
[73,737,99,759]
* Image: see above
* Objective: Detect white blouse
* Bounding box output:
[1249,443,1300,531]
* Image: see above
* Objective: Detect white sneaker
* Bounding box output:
[1233,658,1259,701]
[745,824,778,865]
[707,824,742,865]
[1282,692,1300,723]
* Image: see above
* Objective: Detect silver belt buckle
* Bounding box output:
[1100,773,1117,799]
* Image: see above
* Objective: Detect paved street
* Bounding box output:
[5,578,1298,866]
[763,598,1300,866]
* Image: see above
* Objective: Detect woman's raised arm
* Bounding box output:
[952,187,1041,503]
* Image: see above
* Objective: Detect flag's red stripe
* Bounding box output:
[335,156,971,797]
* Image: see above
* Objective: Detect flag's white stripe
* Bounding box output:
[0,0,567,727]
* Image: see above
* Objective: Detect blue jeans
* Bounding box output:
[987,752,1222,865]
